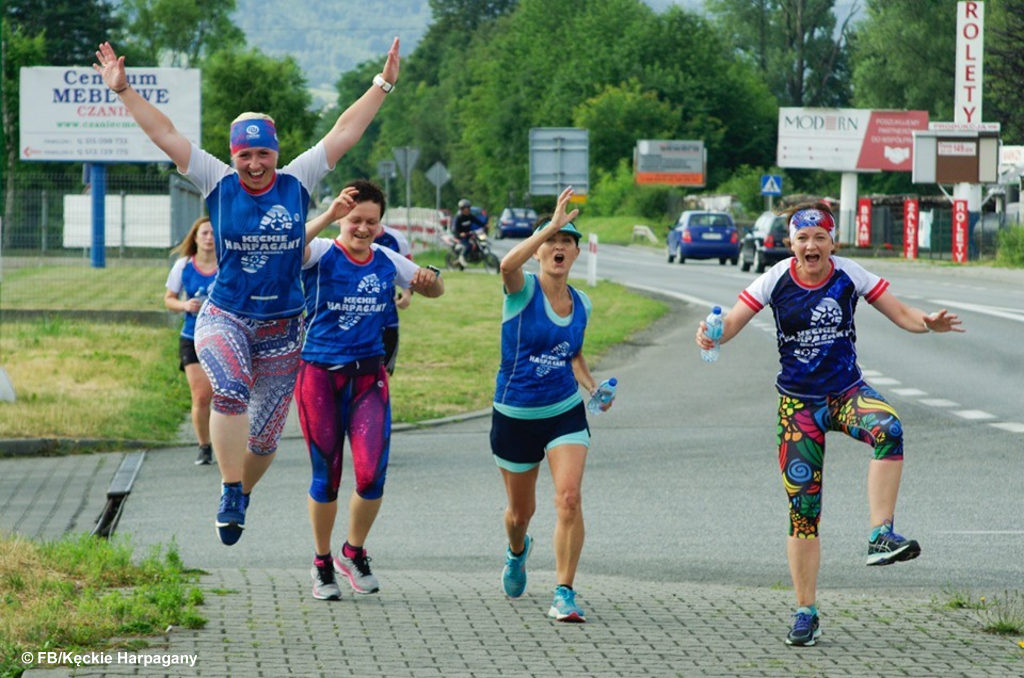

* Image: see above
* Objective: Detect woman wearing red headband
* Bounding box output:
[94,38,400,547]
[695,200,964,646]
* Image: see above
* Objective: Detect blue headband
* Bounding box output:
[230,119,279,155]
[789,209,836,241]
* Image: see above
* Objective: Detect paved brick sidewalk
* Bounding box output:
[24,568,1022,677]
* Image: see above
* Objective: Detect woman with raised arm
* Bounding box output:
[94,38,400,546]
[491,186,611,623]
[695,201,964,646]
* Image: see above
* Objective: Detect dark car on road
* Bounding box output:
[494,207,538,239]
[666,211,740,265]
[741,211,791,273]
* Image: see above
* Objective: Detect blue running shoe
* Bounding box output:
[867,526,920,566]
[502,534,533,598]
[785,609,821,646]
[548,585,585,623]
[215,483,246,546]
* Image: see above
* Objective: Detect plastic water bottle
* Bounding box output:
[701,306,724,363]
[587,378,618,414]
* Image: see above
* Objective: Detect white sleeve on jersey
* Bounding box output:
[281,142,330,192]
[182,144,231,197]
[165,256,187,293]
[832,256,888,301]
[374,244,419,288]
[303,238,333,270]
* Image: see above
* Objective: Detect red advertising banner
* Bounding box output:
[903,198,919,260]
[856,198,872,247]
[952,199,968,263]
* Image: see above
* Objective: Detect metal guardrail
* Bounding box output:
[91,450,146,538]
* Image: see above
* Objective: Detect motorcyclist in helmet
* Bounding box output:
[452,198,486,269]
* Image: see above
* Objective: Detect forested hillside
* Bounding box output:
[233,0,432,93]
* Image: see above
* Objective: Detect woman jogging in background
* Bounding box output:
[94,38,400,546]
[695,201,964,646]
[296,181,443,601]
[164,216,217,466]
[373,223,414,375]
[491,186,611,623]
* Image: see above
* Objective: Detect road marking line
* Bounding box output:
[919,398,959,407]
[860,369,883,377]
[930,299,1024,322]
[869,377,901,385]
[953,410,996,420]
[892,388,927,396]
[989,422,1024,433]
[938,531,1024,535]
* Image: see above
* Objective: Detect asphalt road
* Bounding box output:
[117,245,1022,593]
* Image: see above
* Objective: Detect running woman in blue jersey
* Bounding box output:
[164,216,218,466]
[296,181,443,601]
[95,39,401,546]
[492,186,610,623]
[695,201,964,646]
[373,225,413,375]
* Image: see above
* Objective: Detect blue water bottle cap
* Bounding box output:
[608,378,617,387]
[712,306,721,314]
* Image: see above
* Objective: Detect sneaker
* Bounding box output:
[310,560,341,601]
[501,534,533,598]
[867,528,921,566]
[548,585,586,623]
[215,484,245,546]
[785,609,821,646]
[334,549,379,594]
[195,444,213,466]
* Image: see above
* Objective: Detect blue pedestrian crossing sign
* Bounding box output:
[760,174,783,196]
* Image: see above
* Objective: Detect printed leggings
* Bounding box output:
[295,361,391,503]
[778,381,903,538]
[194,304,303,455]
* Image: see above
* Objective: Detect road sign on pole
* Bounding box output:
[760,175,782,196]
[392,147,420,229]
[377,160,396,205]
[529,128,589,196]
[425,161,451,212]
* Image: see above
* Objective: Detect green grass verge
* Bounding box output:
[0,533,204,678]
[1,264,169,311]
[1,254,667,439]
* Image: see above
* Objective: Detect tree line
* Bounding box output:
[3,0,1023,226]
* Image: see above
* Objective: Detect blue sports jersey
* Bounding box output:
[165,256,217,339]
[184,143,329,320]
[300,239,418,365]
[494,273,591,410]
[373,225,412,329]
[739,256,889,398]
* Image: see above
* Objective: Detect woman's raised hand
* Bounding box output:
[93,42,127,92]
[381,37,401,85]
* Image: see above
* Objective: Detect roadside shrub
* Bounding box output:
[995,225,1024,267]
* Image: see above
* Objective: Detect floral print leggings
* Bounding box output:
[777,382,903,538]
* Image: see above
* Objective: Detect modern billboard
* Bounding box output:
[20,66,200,162]
[777,108,929,172]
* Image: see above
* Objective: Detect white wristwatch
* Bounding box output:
[373,74,394,94]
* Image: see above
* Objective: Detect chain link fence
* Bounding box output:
[1,171,202,314]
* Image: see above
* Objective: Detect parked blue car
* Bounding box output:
[666,211,740,265]
[494,207,538,239]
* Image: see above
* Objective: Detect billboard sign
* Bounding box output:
[856,198,872,247]
[777,108,929,172]
[903,198,919,260]
[529,128,589,196]
[952,199,968,263]
[633,139,704,186]
[955,1,984,124]
[20,66,200,162]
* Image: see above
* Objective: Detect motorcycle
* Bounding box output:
[441,227,500,273]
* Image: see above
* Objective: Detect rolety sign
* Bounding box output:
[777,108,929,172]
[20,66,200,162]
